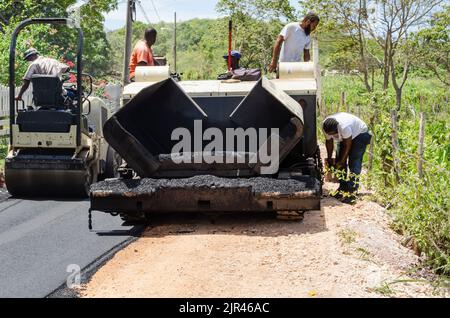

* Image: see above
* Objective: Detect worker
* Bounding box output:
[225,50,242,71]
[15,48,69,101]
[322,113,372,204]
[129,28,158,81]
[217,50,261,81]
[268,12,320,73]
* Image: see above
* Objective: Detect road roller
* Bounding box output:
[5,18,117,197]
[89,58,323,224]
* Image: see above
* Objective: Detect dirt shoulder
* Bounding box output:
[80,181,448,298]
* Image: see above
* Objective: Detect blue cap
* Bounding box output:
[223,50,241,59]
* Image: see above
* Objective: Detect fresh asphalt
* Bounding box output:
[0,190,144,298]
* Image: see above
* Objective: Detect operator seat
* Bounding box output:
[16,75,76,133]
[31,74,65,109]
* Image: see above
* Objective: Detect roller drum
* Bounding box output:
[5,157,93,198]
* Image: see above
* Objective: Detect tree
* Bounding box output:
[0,0,118,85]
[411,5,450,86]
[302,0,444,110]
[216,0,297,71]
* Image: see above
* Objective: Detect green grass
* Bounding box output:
[368,282,395,297]
[0,137,7,172]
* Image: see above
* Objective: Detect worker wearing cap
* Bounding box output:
[322,113,372,204]
[268,12,320,72]
[225,50,242,71]
[218,50,261,81]
[217,50,242,80]
[129,28,158,81]
[15,48,70,101]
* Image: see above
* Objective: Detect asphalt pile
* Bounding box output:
[91,175,320,196]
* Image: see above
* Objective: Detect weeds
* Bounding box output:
[338,229,358,245]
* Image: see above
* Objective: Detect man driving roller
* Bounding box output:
[15,48,70,101]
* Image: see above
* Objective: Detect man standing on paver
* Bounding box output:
[268,12,320,72]
[129,28,158,81]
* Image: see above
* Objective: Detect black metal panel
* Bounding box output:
[291,95,317,158]
[103,78,208,177]
[230,78,304,130]
[113,78,207,153]
[193,96,242,130]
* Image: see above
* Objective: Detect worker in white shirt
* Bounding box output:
[322,112,372,204]
[268,12,320,72]
[15,48,69,101]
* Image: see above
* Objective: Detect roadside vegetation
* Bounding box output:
[0,137,7,171]
[323,75,449,275]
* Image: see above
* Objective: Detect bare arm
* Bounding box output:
[304,49,311,62]
[16,79,30,100]
[326,139,334,161]
[325,138,335,167]
[336,138,352,168]
[269,35,284,72]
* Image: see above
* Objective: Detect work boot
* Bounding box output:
[331,191,343,200]
[331,186,347,200]
[339,193,357,205]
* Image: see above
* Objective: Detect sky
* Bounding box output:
[102,0,302,31]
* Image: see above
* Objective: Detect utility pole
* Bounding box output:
[173,12,177,74]
[123,0,135,85]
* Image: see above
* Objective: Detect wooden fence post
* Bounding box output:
[340,91,346,112]
[367,110,378,172]
[391,110,400,180]
[418,112,425,179]
[319,96,324,119]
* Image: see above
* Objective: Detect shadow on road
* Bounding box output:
[7,195,89,203]
[94,225,145,237]
[134,207,328,238]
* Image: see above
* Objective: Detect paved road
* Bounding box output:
[0,191,143,298]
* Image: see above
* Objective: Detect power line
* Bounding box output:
[150,0,162,22]
[137,0,152,25]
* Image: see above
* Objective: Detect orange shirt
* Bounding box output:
[129,40,155,79]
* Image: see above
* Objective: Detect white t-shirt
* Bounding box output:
[279,22,311,62]
[323,113,368,141]
[23,56,69,81]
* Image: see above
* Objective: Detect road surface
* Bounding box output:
[0,190,143,298]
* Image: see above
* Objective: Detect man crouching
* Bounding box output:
[322,113,372,204]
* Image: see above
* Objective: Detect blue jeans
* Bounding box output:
[336,132,372,193]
